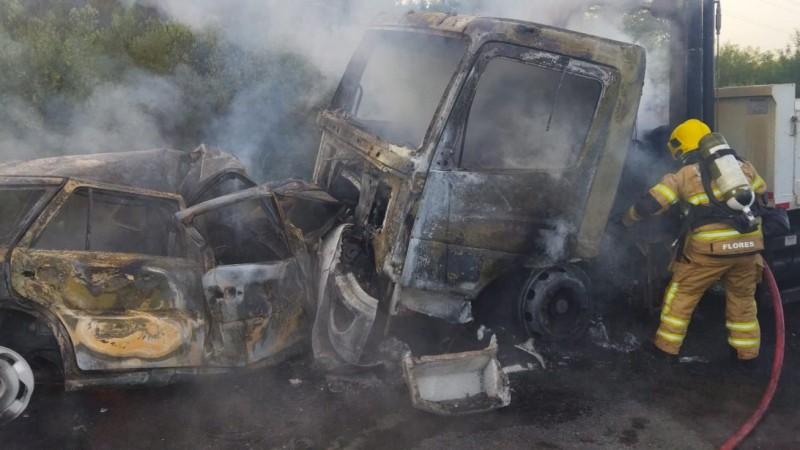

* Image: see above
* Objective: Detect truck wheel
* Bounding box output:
[0,346,34,425]
[519,265,592,341]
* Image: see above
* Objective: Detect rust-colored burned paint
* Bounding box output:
[369,176,407,278]
[201,261,309,366]
[11,250,200,311]
[10,248,206,370]
[72,311,187,359]
[268,306,307,354]
[58,307,204,370]
[244,315,271,350]
[245,287,308,364]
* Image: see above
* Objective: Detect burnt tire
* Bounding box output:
[519,265,592,342]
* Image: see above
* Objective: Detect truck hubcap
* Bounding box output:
[519,266,592,341]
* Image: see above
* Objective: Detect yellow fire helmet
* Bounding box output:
[667,118,711,160]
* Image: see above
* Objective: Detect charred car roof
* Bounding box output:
[0,145,251,202]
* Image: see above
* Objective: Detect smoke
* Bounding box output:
[139,0,672,170]
[468,1,631,37]
[0,0,403,180]
[133,0,397,79]
[0,2,680,435]
[0,0,670,180]
[132,0,406,180]
[0,71,183,160]
[538,219,576,263]
[457,0,670,137]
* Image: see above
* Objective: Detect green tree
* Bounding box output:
[773,31,800,93]
[103,6,195,74]
[0,0,330,179]
[621,8,670,50]
[717,31,800,96]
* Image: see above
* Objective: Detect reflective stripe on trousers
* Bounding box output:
[653,249,761,359]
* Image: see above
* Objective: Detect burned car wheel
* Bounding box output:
[519,266,592,342]
[0,311,63,385]
[0,346,34,425]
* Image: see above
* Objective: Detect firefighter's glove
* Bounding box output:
[621,216,633,228]
[621,207,638,228]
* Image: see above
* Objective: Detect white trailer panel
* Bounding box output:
[716,84,798,210]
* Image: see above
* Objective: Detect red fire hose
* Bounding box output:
[720,261,785,450]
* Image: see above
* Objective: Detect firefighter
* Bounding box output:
[623,118,767,363]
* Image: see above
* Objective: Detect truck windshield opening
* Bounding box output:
[332,30,467,149]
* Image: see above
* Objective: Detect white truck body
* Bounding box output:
[716,83,799,210]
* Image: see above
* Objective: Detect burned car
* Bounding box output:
[0,148,340,423]
[2,11,648,420]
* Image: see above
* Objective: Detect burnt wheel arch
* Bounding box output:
[0,308,66,384]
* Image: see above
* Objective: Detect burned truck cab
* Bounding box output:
[312,12,646,363]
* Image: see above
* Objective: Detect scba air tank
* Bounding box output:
[698,132,756,223]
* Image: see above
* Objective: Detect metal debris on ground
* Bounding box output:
[515,338,547,370]
[402,335,510,415]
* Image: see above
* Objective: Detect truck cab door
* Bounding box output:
[400,42,618,319]
[9,182,206,371]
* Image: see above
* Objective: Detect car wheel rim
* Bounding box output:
[0,346,34,425]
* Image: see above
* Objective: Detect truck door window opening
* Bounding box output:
[460,52,602,171]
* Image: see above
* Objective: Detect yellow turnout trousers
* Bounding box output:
[654,246,763,360]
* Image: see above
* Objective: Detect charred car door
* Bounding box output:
[178,181,340,367]
[9,180,206,371]
[0,178,59,301]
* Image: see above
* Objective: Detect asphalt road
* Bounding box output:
[1,297,798,449]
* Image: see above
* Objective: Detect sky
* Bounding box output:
[720,0,800,50]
